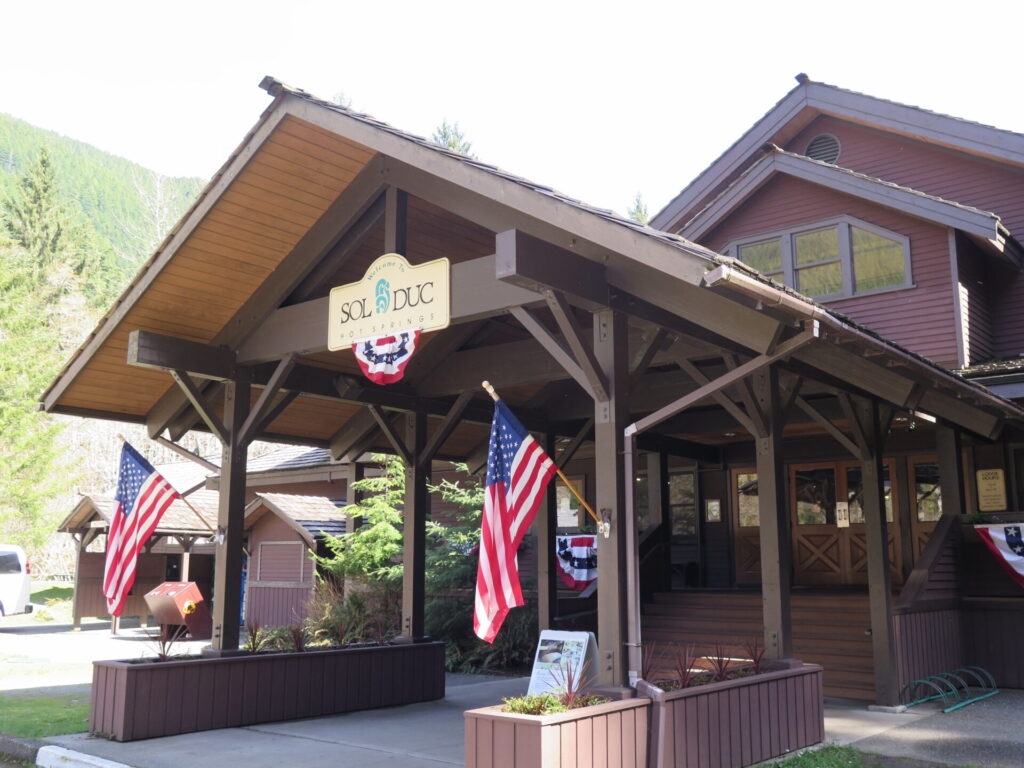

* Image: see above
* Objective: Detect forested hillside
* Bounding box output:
[0,115,208,569]
[0,113,203,275]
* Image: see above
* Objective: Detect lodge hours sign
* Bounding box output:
[327,253,450,349]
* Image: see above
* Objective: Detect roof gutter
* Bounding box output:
[703,264,1021,421]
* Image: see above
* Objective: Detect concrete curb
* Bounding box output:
[0,732,44,763]
[36,745,133,768]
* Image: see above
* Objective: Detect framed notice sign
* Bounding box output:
[976,468,1007,512]
[527,630,599,695]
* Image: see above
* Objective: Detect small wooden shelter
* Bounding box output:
[41,77,1024,704]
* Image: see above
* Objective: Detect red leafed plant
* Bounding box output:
[742,637,766,674]
[705,644,732,682]
[550,659,606,710]
[673,643,701,688]
[642,641,659,682]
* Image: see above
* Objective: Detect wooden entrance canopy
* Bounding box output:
[41,78,1024,691]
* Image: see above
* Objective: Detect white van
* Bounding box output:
[0,544,32,616]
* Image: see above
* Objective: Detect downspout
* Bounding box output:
[623,430,643,688]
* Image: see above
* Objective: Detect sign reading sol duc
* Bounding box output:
[327,253,450,349]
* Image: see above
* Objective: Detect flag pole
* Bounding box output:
[117,434,216,534]
[481,381,603,529]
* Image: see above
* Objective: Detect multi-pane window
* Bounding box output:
[731,217,910,300]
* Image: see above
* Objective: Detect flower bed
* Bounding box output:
[90,641,445,741]
[464,696,650,768]
[639,663,824,768]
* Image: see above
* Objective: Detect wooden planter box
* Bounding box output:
[641,663,824,768]
[464,696,650,768]
[90,641,445,741]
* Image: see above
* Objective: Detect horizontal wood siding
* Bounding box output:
[75,551,166,620]
[892,609,963,692]
[91,641,446,741]
[785,116,1024,235]
[648,665,824,768]
[464,698,650,768]
[962,598,1024,688]
[705,176,958,367]
[956,236,995,364]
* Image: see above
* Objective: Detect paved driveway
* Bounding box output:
[0,618,209,693]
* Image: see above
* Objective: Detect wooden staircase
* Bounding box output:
[642,590,876,700]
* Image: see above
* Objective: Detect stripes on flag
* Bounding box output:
[474,400,556,643]
[103,443,180,616]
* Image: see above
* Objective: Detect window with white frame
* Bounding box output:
[728,216,911,300]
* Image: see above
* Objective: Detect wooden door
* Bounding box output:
[791,463,845,585]
[732,468,762,584]
[908,455,942,563]
[843,459,902,586]
[791,460,903,586]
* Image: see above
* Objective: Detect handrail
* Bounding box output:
[895,514,961,610]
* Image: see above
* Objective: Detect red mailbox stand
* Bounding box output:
[144,581,212,640]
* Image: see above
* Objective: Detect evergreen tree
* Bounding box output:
[2,148,66,270]
[627,191,649,225]
[432,120,474,158]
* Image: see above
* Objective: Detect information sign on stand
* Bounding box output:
[527,630,599,695]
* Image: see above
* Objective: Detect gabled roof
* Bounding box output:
[653,75,1024,232]
[681,145,1021,263]
[244,492,347,547]
[58,488,219,535]
[245,445,335,474]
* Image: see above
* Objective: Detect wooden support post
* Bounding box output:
[593,309,628,686]
[397,410,428,642]
[348,463,366,531]
[856,397,898,706]
[181,550,191,582]
[646,451,670,592]
[209,380,251,652]
[537,433,558,631]
[752,366,794,660]
[936,421,966,518]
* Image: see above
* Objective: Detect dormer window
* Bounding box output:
[731,216,911,300]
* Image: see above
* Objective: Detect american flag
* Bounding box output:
[103,443,180,616]
[474,400,556,642]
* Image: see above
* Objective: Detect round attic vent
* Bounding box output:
[805,134,841,164]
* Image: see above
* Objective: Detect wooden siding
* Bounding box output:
[892,609,963,692]
[645,665,824,768]
[705,175,959,366]
[247,513,314,627]
[91,641,446,741]
[642,591,874,700]
[956,236,995,364]
[464,698,650,768]
[74,551,166,621]
[962,598,1024,688]
[786,116,1024,235]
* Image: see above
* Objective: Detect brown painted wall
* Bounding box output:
[705,175,959,366]
[246,514,314,627]
[892,609,963,692]
[956,236,995,364]
[75,551,167,621]
[962,599,1024,688]
[786,116,1024,235]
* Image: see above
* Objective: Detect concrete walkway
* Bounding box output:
[39,680,1024,768]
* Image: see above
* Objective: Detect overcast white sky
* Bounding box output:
[3,1,1022,218]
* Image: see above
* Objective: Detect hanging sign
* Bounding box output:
[527,630,600,695]
[327,253,450,350]
[976,469,1007,512]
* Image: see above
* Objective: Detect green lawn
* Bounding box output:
[0,693,89,738]
[772,745,973,767]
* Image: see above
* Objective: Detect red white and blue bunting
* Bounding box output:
[352,329,421,385]
[555,534,598,591]
[975,524,1024,589]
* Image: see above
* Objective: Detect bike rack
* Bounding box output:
[899,666,999,713]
